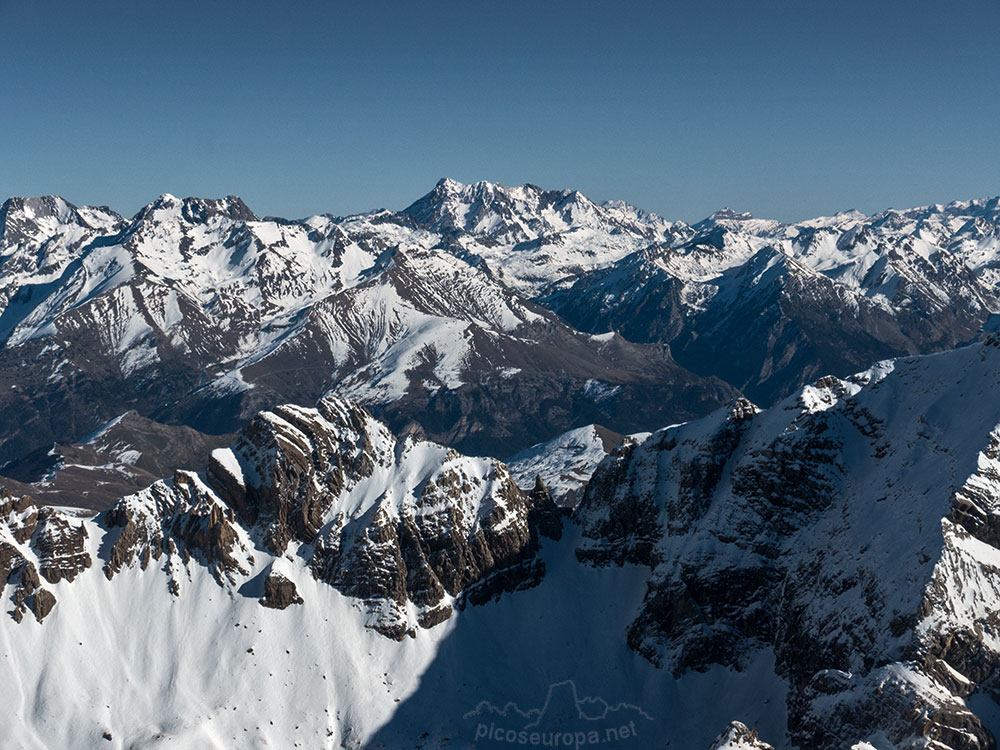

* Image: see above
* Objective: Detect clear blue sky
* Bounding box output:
[1,0,998,223]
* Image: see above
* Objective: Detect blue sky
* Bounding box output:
[1,0,998,222]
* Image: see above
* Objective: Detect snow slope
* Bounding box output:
[506,424,629,507]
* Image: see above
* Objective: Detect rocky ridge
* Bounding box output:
[576,337,1000,749]
[1,394,560,640]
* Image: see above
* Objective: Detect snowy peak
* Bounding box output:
[0,195,123,234]
[400,178,684,296]
[0,195,125,260]
[403,178,600,243]
[506,423,628,507]
[180,195,259,224]
[692,207,782,237]
[1,195,78,227]
[700,207,755,224]
[0,182,739,472]
[133,193,258,225]
[403,177,675,246]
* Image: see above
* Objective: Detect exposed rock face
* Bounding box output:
[207,398,381,556]
[253,397,562,636]
[0,493,69,623]
[103,470,254,592]
[31,588,57,622]
[34,507,91,584]
[259,571,303,610]
[577,340,1000,749]
[205,394,551,638]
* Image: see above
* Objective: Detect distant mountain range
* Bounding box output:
[4,181,1000,507]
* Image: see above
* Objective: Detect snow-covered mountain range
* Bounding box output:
[543,197,1000,404]
[6,181,1000,509]
[5,181,1000,749]
[0,185,736,486]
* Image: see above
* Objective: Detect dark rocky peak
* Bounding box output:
[258,567,303,609]
[180,195,258,224]
[132,193,259,227]
[0,195,123,252]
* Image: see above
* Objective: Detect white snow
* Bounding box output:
[506,425,621,507]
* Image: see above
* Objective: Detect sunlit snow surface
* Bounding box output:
[0,518,789,749]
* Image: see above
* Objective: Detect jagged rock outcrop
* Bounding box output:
[709,721,774,750]
[211,395,553,639]
[102,470,254,592]
[259,570,303,609]
[34,507,91,583]
[0,491,79,622]
[577,339,1000,749]
[207,398,381,556]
